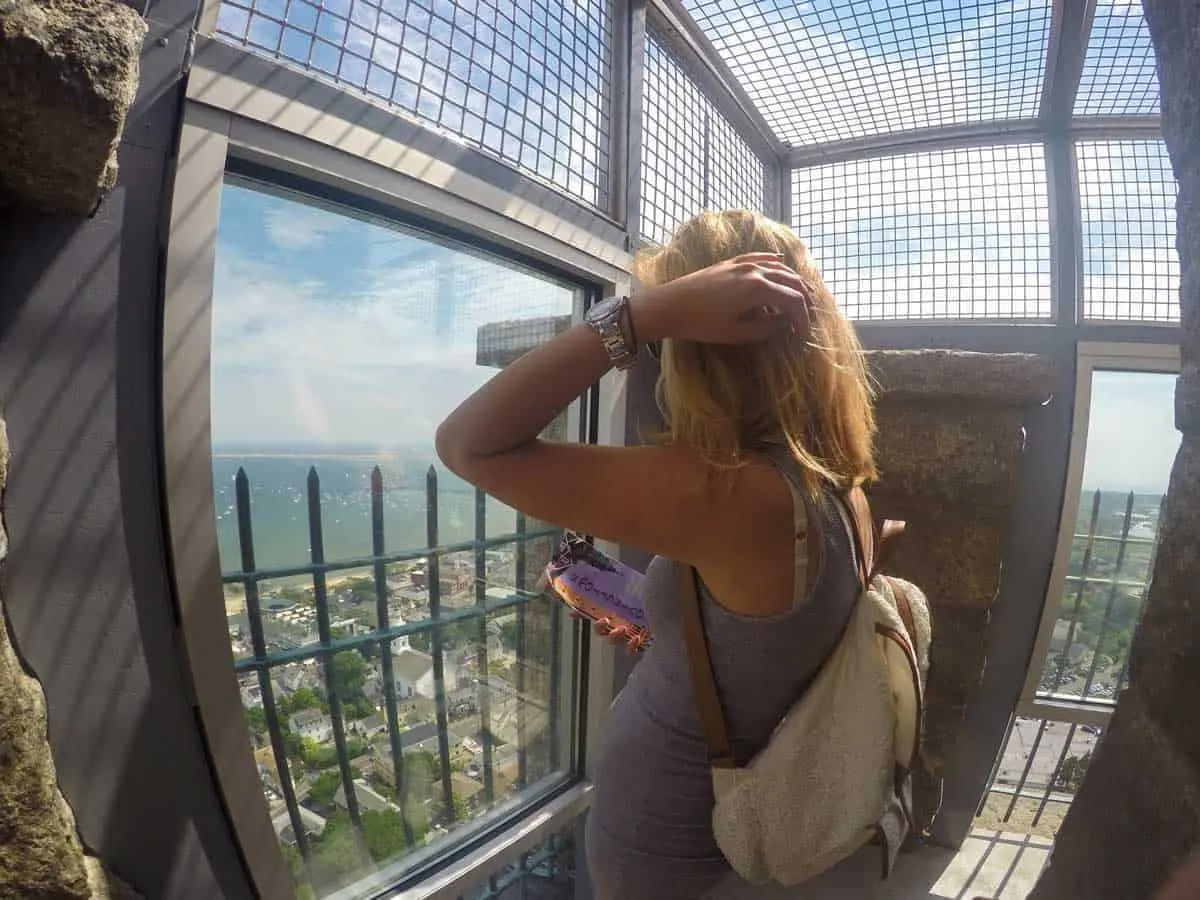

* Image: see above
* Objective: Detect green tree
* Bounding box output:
[360,809,411,863]
[283,730,304,759]
[331,651,368,706]
[244,706,267,732]
[1058,751,1094,793]
[307,813,367,891]
[308,770,344,810]
[343,697,375,720]
[280,687,326,716]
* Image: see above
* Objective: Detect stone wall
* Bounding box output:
[1030,2,1200,897]
[0,422,138,898]
[0,0,146,216]
[865,350,1057,834]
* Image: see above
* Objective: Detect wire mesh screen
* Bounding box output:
[681,0,1052,147]
[1077,141,1179,322]
[212,0,613,208]
[640,34,766,247]
[1074,0,1160,117]
[791,145,1051,321]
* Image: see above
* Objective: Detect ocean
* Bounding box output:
[213,448,524,577]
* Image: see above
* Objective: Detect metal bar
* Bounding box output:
[608,0,631,226]
[372,466,414,848]
[308,467,367,844]
[1069,115,1163,137]
[623,0,647,247]
[220,527,560,584]
[1017,696,1113,727]
[1079,492,1136,698]
[1002,718,1050,822]
[1040,0,1093,126]
[787,119,1047,169]
[1115,497,1167,695]
[701,107,711,210]
[232,591,541,672]
[1065,575,1157,589]
[1068,534,1157,546]
[1032,722,1081,827]
[548,596,562,771]
[235,468,310,859]
[978,714,1018,817]
[515,513,529,790]
[474,488,495,806]
[427,466,456,823]
[1047,489,1103,694]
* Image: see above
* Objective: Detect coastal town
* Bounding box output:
[224,541,561,892]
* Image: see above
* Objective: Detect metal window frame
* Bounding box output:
[1016,341,1180,727]
[162,88,631,897]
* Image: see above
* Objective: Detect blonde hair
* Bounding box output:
[636,209,877,496]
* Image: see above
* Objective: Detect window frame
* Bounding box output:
[1017,341,1180,728]
[163,98,630,900]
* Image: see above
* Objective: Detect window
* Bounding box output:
[1074,0,1160,117]
[1077,141,1179,323]
[211,0,613,208]
[640,34,766,247]
[791,144,1051,321]
[1033,365,1179,705]
[211,177,586,898]
[682,0,1052,146]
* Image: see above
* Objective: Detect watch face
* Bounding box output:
[587,296,623,323]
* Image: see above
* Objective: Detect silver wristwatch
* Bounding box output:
[585,295,637,371]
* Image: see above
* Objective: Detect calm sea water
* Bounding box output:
[213,449,522,575]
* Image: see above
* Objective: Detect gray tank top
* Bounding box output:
[588,450,862,862]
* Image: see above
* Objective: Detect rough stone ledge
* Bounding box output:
[866,350,1057,405]
[0,0,146,216]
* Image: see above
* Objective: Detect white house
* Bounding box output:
[392,648,457,700]
[289,708,333,743]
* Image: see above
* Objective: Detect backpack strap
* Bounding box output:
[679,565,735,770]
[845,486,907,591]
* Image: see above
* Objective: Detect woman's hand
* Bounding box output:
[632,252,812,346]
[571,611,648,655]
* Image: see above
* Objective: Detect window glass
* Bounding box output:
[213,178,582,897]
[1077,141,1179,323]
[213,0,613,208]
[1036,370,1179,703]
[640,33,766,246]
[683,0,1052,146]
[792,145,1051,320]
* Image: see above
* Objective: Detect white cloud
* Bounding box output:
[211,215,575,447]
[686,0,1050,144]
[262,206,346,251]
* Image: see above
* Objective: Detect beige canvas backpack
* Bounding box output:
[681,487,932,887]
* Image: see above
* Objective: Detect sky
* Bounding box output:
[208,0,1181,491]
[1081,370,1179,496]
[210,181,576,449]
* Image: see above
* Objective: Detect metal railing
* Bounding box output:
[225,461,567,893]
[981,488,1164,834]
[461,830,575,900]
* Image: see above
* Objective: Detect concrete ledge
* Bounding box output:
[867,350,1057,405]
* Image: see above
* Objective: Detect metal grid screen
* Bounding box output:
[1074,0,1160,117]
[212,0,612,208]
[1077,141,1179,323]
[681,0,1052,147]
[791,145,1051,321]
[640,34,766,247]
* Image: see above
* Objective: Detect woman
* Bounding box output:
[437,210,876,899]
